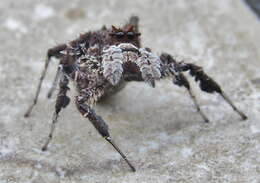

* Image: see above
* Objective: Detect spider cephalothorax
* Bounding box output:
[24,16,247,172]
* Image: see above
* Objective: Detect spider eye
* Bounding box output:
[115,32,124,38]
[127,32,135,39]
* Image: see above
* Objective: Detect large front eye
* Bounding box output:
[127,32,135,39]
[115,32,124,38]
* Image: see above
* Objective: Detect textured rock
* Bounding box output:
[0,0,259,182]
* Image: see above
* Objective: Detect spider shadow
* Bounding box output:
[95,84,202,137]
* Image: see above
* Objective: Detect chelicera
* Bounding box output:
[24,16,247,172]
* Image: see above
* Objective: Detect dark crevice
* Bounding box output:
[244,0,260,18]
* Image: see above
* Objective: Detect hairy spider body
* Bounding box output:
[24,16,247,172]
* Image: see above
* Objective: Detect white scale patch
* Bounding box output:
[102,43,161,86]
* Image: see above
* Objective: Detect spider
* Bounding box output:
[24,16,247,172]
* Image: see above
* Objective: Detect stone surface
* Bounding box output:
[0,0,260,182]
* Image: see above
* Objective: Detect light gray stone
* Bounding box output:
[0,0,259,182]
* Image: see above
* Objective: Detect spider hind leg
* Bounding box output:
[42,74,70,151]
[24,44,67,117]
[47,66,61,98]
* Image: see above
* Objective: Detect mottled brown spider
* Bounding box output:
[24,16,247,172]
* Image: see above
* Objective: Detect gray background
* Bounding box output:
[0,0,260,182]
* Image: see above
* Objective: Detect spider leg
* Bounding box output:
[160,53,209,122]
[47,66,61,98]
[161,53,247,120]
[179,63,247,120]
[174,72,210,123]
[42,74,70,151]
[24,44,67,117]
[75,90,136,172]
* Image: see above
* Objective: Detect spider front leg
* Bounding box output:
[75,90,136,172]
[42,74,70,151]
[162,53,247,120]
[24,44,67,117]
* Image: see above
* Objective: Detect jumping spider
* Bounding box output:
[24,16,247,172]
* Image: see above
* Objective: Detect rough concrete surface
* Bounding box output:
[0,0,260,182]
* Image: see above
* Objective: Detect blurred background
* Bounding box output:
[0,0,259,182]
